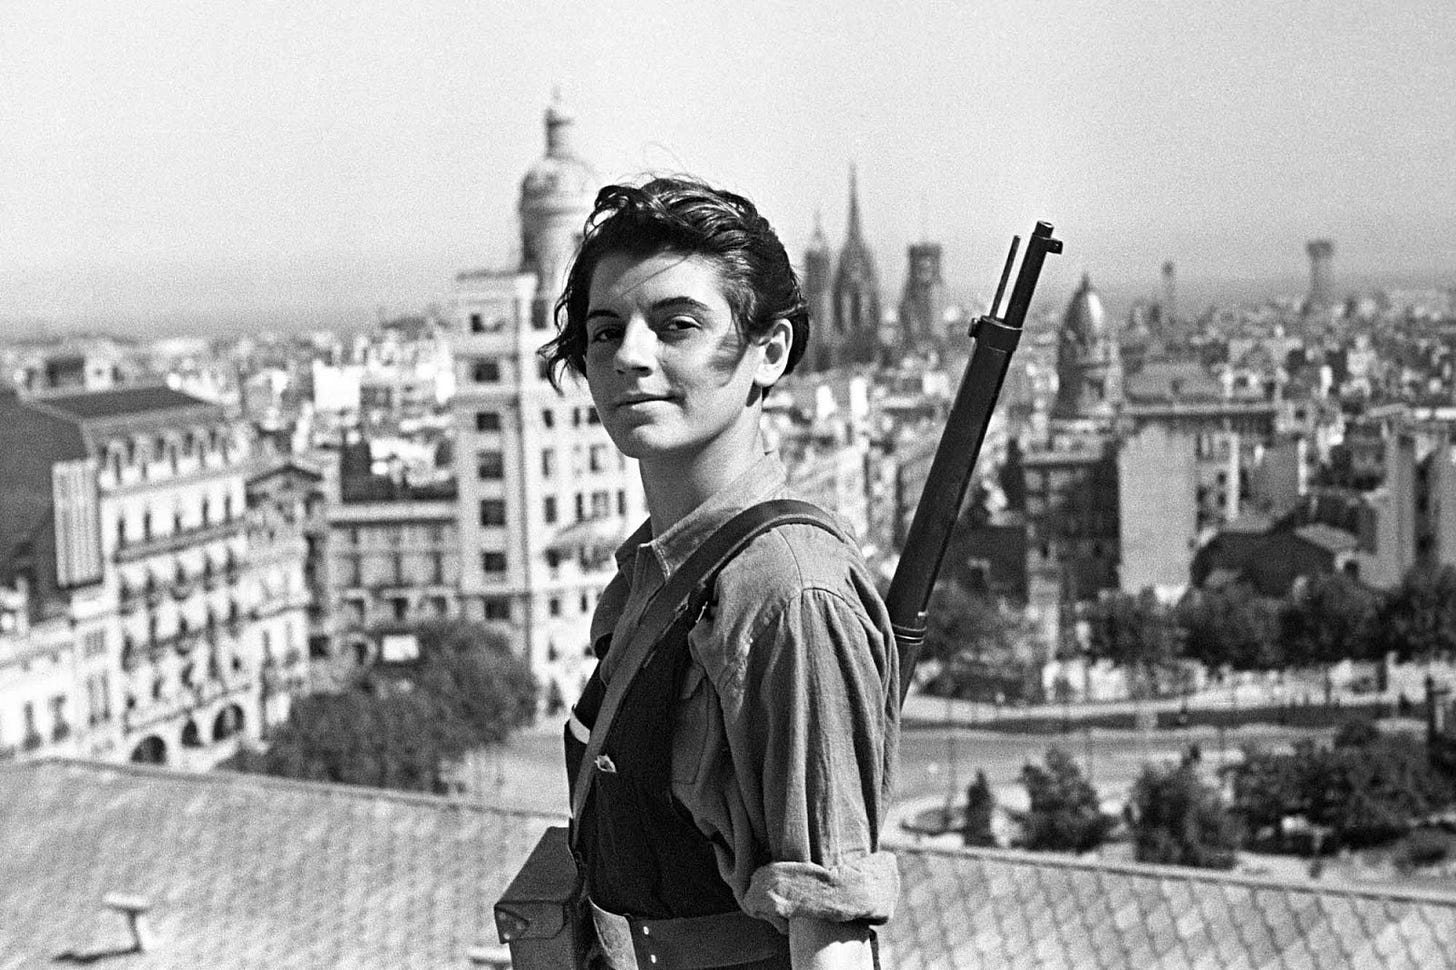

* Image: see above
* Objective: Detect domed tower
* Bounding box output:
[802,213,834,371]
[519,94,597,319]
[830,165,883,366]
[1053,273,1122,419]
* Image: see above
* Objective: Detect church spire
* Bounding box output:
[845,164,863,244]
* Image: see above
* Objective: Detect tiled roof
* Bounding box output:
[6,759,1456,969]
[28,386,213,422]
[882,841,1456,969]
[0,759,555,970]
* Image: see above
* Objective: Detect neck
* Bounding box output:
[640,418,764,537]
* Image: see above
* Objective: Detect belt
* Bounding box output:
[588,897,789,970]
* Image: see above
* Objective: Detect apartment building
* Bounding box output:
[449,100,646,708]
[0,386,304,769]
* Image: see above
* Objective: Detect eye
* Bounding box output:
[661,316,699,334]
[588,324,623,344]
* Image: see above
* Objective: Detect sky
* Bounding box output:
[3,0,1454,337]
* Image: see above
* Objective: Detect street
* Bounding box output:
[453,716,1337,826]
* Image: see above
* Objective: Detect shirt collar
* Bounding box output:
[613,450,789,580]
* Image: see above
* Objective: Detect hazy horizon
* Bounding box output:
[5,1,1455,337]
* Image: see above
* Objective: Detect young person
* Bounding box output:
[542,177,899,970]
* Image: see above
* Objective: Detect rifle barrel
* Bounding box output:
[886,222,1062,703]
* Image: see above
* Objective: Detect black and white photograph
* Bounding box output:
[3,2,1456,967]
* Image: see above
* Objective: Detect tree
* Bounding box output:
[1228,733,1455,852]
[1367,565,1456,664]
[963,770,997,847]
[228,620,538,794]
[403,620,538,745]
[1128,761,1240,869]
[922,582,1014,665]
[231,688,465,793]
[1018,747,1113,853]
[1177,582,1281,671]
[1279,572,1380,668]
[1084,590,1183,698]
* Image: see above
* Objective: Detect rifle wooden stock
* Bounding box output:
[886,221,1062,704]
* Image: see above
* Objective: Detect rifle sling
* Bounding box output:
[569,499,845,843]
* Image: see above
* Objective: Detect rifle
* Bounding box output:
[886,221,1062,703]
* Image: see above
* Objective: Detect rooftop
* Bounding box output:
[5,759,1455,968]
[28,386,215,423]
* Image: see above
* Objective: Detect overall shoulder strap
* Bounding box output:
[569,499,843,837]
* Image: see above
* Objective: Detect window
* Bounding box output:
[579,592,590,613]
[575,493,585,521]
[473,358,502,383]
[484,597,511,620]
[544,496,558,524]
[469,312,484,332]
[531,299,548,331]
[537,358,552,380]
[548,596,562,617]
[477,450,505,480]
[117,518,127,546]
[589,446,605,473]
[430,552,445,584]
[542,449,556,479]
[542,409,555,429]
[475,411,502,432]
[83,630,106,659]
[572,408,582,428]
[586,407,600,425]
[392,597,408,622]
[545,550,561,571]
[479,500,507,527]
[591,490,610,518]
[617,490,627,516]
[481,551,507,574]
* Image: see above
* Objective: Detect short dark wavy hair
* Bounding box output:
[539,176,809,389]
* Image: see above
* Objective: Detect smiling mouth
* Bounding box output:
[616,395,672,408]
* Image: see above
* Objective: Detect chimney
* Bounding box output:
[103,892,156,952]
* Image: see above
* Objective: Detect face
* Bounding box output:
[582,250,787,467]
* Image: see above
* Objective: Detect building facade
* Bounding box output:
[451,101,646,708]
[0,386,305,769]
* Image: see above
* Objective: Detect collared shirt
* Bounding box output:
[585,450,901,929]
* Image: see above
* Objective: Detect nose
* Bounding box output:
[614,317,656,374]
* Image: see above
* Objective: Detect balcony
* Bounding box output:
[114,517,245,563]
[122,679,250,734]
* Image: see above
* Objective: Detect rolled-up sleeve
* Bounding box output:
[734,587,899,930]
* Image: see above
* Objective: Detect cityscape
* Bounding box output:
[5,3,1456,967]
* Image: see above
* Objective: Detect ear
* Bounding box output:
[752,318,794,389]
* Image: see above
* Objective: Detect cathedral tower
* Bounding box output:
[898,242,945,348]
[518,94,597,324]
[829,165,882,367]
[1053,273,1122,420]
[802,213,834,371]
